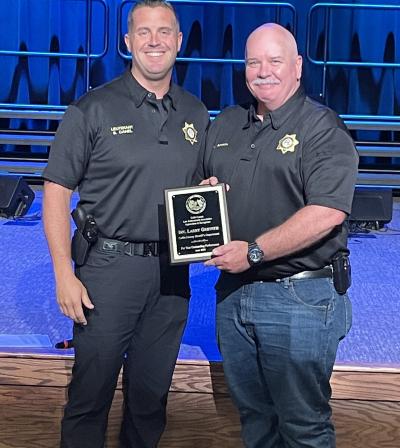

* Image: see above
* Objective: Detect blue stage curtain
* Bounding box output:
[0,0,399,157]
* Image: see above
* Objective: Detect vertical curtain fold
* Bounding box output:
[0,0,399,159]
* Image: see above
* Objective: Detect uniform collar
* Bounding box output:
[122,69,179,110]
[244,85,306,130]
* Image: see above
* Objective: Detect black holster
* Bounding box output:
[331,250,351,295]
[71,230,91,266]
[71,206,98,266]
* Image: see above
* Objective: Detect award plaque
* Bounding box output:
[164,184,231,264]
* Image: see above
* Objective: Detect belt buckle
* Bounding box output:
[102,240,119,252]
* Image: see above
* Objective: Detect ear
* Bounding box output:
[295,55,303,81]
[177,31,183,52]
[124,33,131,54]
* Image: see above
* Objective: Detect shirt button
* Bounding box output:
[152,109,156,113]
[250,143,256,149]
[147,92,153,98]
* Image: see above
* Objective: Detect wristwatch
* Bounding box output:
[247,242,264,266]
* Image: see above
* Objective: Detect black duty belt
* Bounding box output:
[95,237,160,257]
[276,266,332,282]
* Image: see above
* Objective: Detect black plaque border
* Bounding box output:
[164,184,230,264]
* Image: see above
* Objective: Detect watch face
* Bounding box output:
[248,245,264,265]
[249,248,263,263]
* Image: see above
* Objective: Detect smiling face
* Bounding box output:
[245,24,302,114]
[124,5,182,91]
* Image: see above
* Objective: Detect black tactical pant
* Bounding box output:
[60,244,189,448]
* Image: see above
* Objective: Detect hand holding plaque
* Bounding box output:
[164,184,231,264]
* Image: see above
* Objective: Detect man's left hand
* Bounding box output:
[204,241,250,273]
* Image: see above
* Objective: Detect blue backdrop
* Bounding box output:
[0,0,399,157]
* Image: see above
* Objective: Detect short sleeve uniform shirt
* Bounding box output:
[200,86,359,285]
[43,70,210,242]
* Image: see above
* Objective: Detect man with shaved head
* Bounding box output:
[199,23,358,447]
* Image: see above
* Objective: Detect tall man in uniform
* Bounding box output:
[43,1,209,447]
[200,23,358,447]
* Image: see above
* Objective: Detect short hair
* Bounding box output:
[127,1,180,33]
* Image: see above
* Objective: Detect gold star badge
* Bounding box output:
[276,134,299,154]
[182,122,198,145]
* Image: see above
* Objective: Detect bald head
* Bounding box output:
[245,23,302,113]
[246,23,298,60]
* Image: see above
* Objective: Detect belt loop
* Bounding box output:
[276,277,290,288]
[151,242,159,256]
[124,242,133,256]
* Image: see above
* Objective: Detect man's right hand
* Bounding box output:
[43,181,94,325]
[56,273,94,325]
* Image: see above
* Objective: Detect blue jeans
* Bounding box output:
[216,278,352,448]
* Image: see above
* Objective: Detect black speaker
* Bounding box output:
[0,175,35,218]
[349,187,393,226]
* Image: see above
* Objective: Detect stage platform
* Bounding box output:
[0,352,399,447]
[1,190,400,447]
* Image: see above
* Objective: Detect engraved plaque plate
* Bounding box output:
[164,184,230,264]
